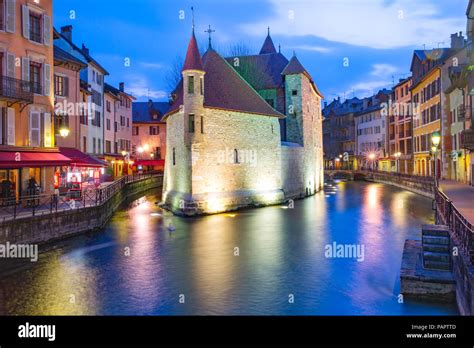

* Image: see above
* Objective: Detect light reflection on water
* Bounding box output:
[0,181,458,315]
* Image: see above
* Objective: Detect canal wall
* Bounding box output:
[365,172,434,198]
[0,176,162,245]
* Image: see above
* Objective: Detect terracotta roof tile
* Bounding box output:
[182,31,204,71]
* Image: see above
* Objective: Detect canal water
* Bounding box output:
[0,181,458,315]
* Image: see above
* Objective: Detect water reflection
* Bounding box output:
[0,182,456,315]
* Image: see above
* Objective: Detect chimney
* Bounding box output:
[119,82,124,92]
[61,25,73,42]
[450,32,465,50]
[81,43,89,56]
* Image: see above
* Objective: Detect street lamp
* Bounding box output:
[431,132,441,186]
[59,127,70,138]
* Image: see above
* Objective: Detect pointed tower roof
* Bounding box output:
[182,31,204,71]
[282,55,324,98]
[281,55,307,75]
[164,47,285,119]
[259,28,277,54]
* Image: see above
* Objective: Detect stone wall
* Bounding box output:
[163,108,284,215]
[0,176,162,245]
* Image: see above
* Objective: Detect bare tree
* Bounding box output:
[165,55,184,93]
[227,42,253,57]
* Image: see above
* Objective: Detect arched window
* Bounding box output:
[173,148,176,166]
[234,149,239,164]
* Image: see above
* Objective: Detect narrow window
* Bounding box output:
[200,77,203,95]
[188,76,194,94]
[234,149,239,164]
[200,116,204,133]
[189,114,195,133]
[173,148,176,166]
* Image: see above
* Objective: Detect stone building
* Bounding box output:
[162,29,324,215]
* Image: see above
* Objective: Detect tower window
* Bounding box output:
[200,116,204,133]
[188,114,195,133]
[292,90,298,96]
[234,149,239,164]
[200,77,203,95]
[188,76,194,94]
[173,148,176,166]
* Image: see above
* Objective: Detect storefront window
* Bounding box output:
[0,169,19,201]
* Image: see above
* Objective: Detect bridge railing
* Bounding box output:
[434,186,474,264]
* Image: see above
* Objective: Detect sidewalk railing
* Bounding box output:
[0,172,162,224]
[434,186,474,264]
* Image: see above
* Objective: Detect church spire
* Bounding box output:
[259,27,277,54]
[182,29,203,71]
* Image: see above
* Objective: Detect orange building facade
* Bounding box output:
[0,0,62,200]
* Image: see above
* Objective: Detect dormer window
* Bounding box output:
[188,76,194,94]
[152,113,158,120]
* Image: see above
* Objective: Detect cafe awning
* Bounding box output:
[59,147,108,168]
[0,149,71,168]
[132,160,165,167]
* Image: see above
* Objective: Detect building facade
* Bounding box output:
[354,91,390,171]
[388,77,413,174]
[0,0,63,199]
[131,100,169,172]
[411,49,449,177]
[322,97,362,169]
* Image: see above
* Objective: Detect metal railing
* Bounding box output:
[434,186,474,264]
[0,172,162,224]
[0,76,34,102]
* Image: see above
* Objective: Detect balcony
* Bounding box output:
[457,105,466,122]
[0,76,34,104]
[461,128,474,150]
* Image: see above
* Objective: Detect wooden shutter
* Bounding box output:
[64,76,69,97]
[0,108,3,145]
[6,52,15,78]
[29,111,40,147]
[21,4,29,40]
[43,14,51,46]
[7,107,15,145]
[21,56,29,81]
[43,112,51,147]
[43,63,51,96]
[5,0,15,33]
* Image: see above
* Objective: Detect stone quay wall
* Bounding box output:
[0,176,162,245]
[366,172,434,198]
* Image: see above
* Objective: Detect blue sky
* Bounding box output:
[53,0,468,102]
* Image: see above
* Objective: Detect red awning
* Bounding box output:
[0,150,71,169]
[133,160,165,166]
[59,147,107,168]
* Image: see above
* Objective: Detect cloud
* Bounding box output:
[125,74,168,100]
[140,62,165,69]
[242,0,465,49]
[290,45,333,53]
[339,63,397,98]
[370,64,398,78]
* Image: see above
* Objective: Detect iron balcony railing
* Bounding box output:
[0,76,34,103]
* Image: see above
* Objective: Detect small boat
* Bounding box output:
[167,223,176,232]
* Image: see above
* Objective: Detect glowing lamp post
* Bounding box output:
[368,153,376,172]
[431,132,441,186]
[59,127,70,138]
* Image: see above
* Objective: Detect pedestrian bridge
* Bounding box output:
[324,170,369,181]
